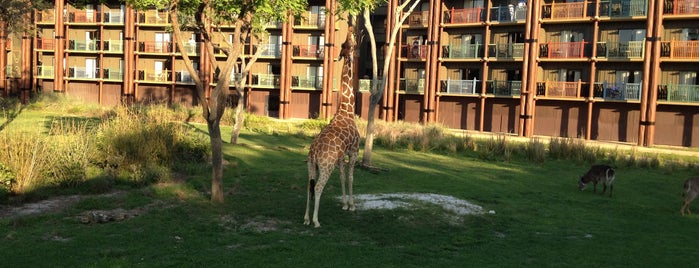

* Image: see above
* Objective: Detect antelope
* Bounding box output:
[578,164,615,197]
[680,177,699,216]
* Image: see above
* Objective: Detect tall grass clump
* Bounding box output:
[548,137,600,162]
[42,118,98,188]
[96,105,210,185]
[0,132,50,195]
[478,134,512,161]
[524,137,547,163]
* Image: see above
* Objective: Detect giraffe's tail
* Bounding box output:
[309,179,316,201]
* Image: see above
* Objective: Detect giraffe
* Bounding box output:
[304,26,360,228]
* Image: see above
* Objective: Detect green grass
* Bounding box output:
[2,125,698,266]
[1,96,699,266]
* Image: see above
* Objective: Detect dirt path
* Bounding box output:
[0,191,125,219]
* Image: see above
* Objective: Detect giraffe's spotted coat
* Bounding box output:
[304,26,359,228]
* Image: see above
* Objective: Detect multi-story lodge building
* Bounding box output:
[1,0,698,147]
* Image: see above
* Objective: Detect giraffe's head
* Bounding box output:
[337,25,356,62]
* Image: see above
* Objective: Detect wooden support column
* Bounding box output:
[123,5,135,99]
[638,0,656,146]
[423,0,439,123]
[279,15,289,119]
[383,0,398,122]
[525,0,541,137]
[587,3,600,140]
[480,2,492,132]
[0,23,6,97]
[645,0,662,146]
[55,0,65,93]
[518,0,535,137]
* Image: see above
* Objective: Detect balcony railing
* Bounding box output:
[542,1,594,19]
[486,80,522,96]
[594,82,642,100]
[102,10,124,24]
[251,74,281,87]
[660,40,699,58]
[536,80,584,98]
[489,5,527,22]
[68,67,99,79]
[295,12,326,28]
[68,40,99,52]
[443,8,485,24]
[293,45,324,59]
[539,41,589,58]
[488,43,525,58]
[400,78,425,93]
[599,0,647,17]
[68,10,98,23]
[103,40,124,53]
[442,44,484,59]
[407,10,430,26]
[103,69,123,80]
[138,41,173,53]
[35,38,55,50]
[137,70,172,82]
[36,66,54,78]
[664,0,699,15]
[36,10,55,24]
[175,71,197,84]
[254,44,282,58]
[440,79,480,95]
[402,44,429,60]
[659,84,699,102]
[138,10,170,24]
[176,42,199,55]
[596,41,644,58]
[291,75,323,89]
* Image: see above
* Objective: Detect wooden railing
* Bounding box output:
[251,74,281,87]
[292,45,324,59]
[36,10,55,24]
[440,79,480,94]
[596,41,644,58]
[599,0,647,17]
[138,10,170,24]
[664,0,699,15]
[486,80,523,96]
[400,78,425,93]
[291,75,323,89]
[35,38,55,50]
[443,8,485,24]
[68,10,98,23]
[36,66,54,78]
[295,12,326,28]
[138,70,172,82]
[401,44,429,60]
[489,5,527,22]
[659,84,699,102]
[542,1,594,19]
[443,44,484,59]
[67,40,99,52]
[407,10,430,26]
[488,43,525,58]
[594,82,642,100]
[660,40,699,59]
[539,41,589,58]
[137,41,173,53]
[537,80,584,98]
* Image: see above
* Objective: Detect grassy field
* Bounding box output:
[1,101,699,266]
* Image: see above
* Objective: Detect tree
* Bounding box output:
[125,0,306,203]
[338,0,421,167]
[0,0,50,34]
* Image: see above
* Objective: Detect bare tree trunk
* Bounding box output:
[362,8,380,167]
[207,116,225,203]
[230,89,245,144]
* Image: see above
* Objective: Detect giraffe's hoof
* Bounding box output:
[348,205,356,211]
[314,222,321,228]
[304,219,310,225]
[342,205,349,210]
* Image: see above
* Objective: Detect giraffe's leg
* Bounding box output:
[347,152,357,211]
[312,167,330,228]
[339,159,349,210]
[304,160,316,225]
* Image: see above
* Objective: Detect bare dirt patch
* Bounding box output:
[0,191,125,219]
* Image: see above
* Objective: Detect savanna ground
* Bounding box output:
[1,95,698,267]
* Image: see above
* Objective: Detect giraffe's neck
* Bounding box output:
[336,56,354,117]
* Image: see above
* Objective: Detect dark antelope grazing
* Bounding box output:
[680,177,699,216]
[578,165,615,197]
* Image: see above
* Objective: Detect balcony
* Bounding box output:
[68,10,98,23]
[138,41,173,54]
[291,75,323,90]
[658,84,699,102]
[358,79,385,92]
[175,71,197,84]
[102,10,124,24]
[68,67,100,79]
[488,43,525,59]
[596,41,644,58]
[593,82,642,100]
[251,74,281,87]
[440,79,481,95]
[660,40,699,59]
[400,78,425,94]
[252,44,282,58]
[138,10,170,25]
[536,80,585,98]
[176,42,199,55]
[664,0,699,15]
[67,40,99,52]
[292,45,324,59]
[401,44,429,60]
[442,44,484,59]
[6,65,18,78]
[541,1,594,20]
[294,12,326,28]
[599,0,647,17]
[103,40,124,53]
[35,38,55,50]
[539,41,589,58]
[489,5,527,22]
[406,10,430,26]
[36,10,55,24]
[443,8,485,24]
[103,69,123,81]
[486,80,522,96]
[138,70,172,82]
[36,66,54,78]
